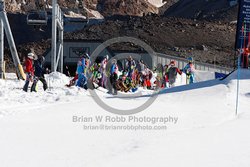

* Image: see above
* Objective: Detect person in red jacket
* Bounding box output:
[242,47,250,68]
[23,52,35,92]
[167,60,182,87]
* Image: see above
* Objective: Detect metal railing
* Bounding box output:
[154,53,233,74]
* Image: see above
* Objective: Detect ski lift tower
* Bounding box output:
[51,0,64,72]
[0,0,25,79]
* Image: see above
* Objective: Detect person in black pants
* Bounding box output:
[31,56,48,92]
[108,59,118,95]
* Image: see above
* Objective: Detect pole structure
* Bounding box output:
[0,0,25,79]
[51,0,63,73]
[0,19,3,79]
[58,6,63,73]
[51,0,57,72]
[236,23,244,115]
[236,53,240,116]
[59,26,63,73]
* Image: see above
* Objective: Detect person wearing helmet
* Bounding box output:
[100,55,109,88]
[183,57,195,84]
[126,56,136,78]
[83,52,90,59]
[108,59,118,95]
[23,52,35,92]
[66,54,89,88]
[242,45,250,68]
[167,60,182,88]
[163,64,169,88]
[76,56,87,89]
[187,57,193,62]
[90,62,101,85]
[138,59,145,73]
[155,63,164,89]
[31,55,48,92]
[116,70,129,92]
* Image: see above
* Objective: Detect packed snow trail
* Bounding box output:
[0,70,250,167]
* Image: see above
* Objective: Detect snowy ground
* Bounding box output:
[147,0,166,8]
[0,70,250,167]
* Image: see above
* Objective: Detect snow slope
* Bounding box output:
[0,70,250,167]
[147,0,166,8]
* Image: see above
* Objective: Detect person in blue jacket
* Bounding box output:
[31,55,48,92]
[182,57,195,84]
[76,54,88,89]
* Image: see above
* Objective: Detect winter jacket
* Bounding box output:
[34,57,45,77]
[183,63,195,75]
[24,58,34,74]
[77,57,86,75]
[111,63,118,74]
[101,58,108,70]
[183,63,195,84]
[168,66,182,84]
[139,62,145,72]
[126,60,136,71]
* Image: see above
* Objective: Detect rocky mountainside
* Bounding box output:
[97,0,158,17]
[5,0,238,20]
[3,0,240,71]
[164,0,238,21]
[5,0,158,17]
[64,15,236,67]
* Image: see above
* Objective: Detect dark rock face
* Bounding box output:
[163,0,238,22]
[3,0,239,71]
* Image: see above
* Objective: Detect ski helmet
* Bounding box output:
[27,52,35,60]
[83,53,90,59]
[34,54,38,61]
[38,56,45,62]
[170,60,176,66]
[104,55,109,60]
[97,73,102,79]
[187,57,193,63]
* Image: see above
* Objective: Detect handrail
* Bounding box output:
[155,52,233,74]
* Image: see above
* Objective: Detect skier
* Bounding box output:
[163,64,169,88]
[116,71,131,92]
[108,59,118,95]
[23,52,35,92]
[167,60,182,88]
[126,56,136,78]
[144,67,153,89]
[155,63,164,89]
[76,54,88,89]
[66,53,90,88]
[145,75,151,89]
[100,55,109,88]
[31,55,48,92]
[242,45,250,68]
[89,62,101,85]
[182,57,195,84]
[139,59,146,73]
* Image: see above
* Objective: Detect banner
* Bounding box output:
[235,0,250,49]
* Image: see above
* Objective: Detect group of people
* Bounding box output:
[22,51,195,94]
[22,52,48,92]
[69,53,196,95]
